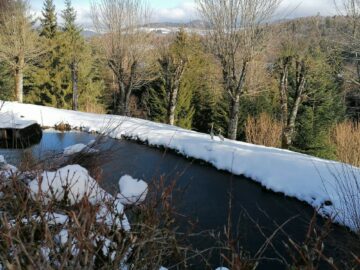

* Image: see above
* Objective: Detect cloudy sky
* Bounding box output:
[30,0,337,28]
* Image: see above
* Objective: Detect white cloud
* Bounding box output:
[152,0,337,23]
[153,2,197,22]
[278,0,337,19]
[32,0,339,26]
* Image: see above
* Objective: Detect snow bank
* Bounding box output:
[0,111,37,129]
[63,142,99,156]
[0,155,17,178]
[27,164,134,231]
[29,165,108,205]
[9,212,69,227]
[96,199,131,231]
[117,175,148,205]
[2,101,360,231]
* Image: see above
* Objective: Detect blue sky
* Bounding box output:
[30,0,336,27]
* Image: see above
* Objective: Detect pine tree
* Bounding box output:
[157,29,189,126]
[146,79,168,123]
[0,62,13,100]
[293,48,345,158]
[40,0,57,38]
[0,0,44,102]
[26,0,71,108]
[61,0,83,110]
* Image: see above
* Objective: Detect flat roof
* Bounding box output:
[0,112,38,129]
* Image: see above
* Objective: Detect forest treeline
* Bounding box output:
[0,0,359,165]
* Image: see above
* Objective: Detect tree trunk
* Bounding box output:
[124,87,132,116]
[281,60,306,149]
[167,86,179,125]
[280,59,290,128]
[227,93,241,140]
[226,61,248,140]
[118,80,127,116]
[72,61,78,111]
[14,66,23,103]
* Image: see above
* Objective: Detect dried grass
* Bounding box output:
[245,113,282,148]
[331,121,360,167]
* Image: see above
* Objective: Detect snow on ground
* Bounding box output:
[96,199,131,231]
[2,101,360,231]
[29,165,109,205]
[117,175,148,205]
[0,111,37,129]
[28,164,132,231]
[63,142,99,156]
[0,154,17,178]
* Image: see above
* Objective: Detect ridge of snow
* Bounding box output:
[0,111,37,129]
[29,165,108,205]
[118,175,148,205]
[0,154,17,178]
[2,101,360,231]
[63,143,99,156]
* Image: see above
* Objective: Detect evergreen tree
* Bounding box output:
[0,0,44,102]
[26,0,71,108]
[146,79,168,123]
[293,49,345,158]
[0,62,13,100]
[157,29,189,126]
[40,0,57,38]
[61,0,83,110]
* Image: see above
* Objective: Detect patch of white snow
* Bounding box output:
[29,165,107,205]
[117,175,148,205]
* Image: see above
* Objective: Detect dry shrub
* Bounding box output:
[245,113,282,148]
[0,152,192,269]
[331,121,360,167]
[54,122,72,132]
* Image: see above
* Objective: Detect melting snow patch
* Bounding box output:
[64,143,99,156]
[96,199,131,231]
[0,156,17,178]
[29,165,107,205]
[55,229,69,245]
[117,175,148,205]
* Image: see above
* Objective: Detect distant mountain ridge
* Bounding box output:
[145,20,208,29]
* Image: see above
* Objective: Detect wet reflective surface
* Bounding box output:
[1,131,358,269]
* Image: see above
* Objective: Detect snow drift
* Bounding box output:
[1,101,360,231]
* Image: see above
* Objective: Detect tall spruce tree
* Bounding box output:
[40,0,57,38]
[158,29,189,126]
[26,0,71,108]
[61,0,83,110]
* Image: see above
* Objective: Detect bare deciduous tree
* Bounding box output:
[334,0,360,120]
[0,0,11,17]
[196,0,281,140]
[335,0,360,38]
[0,0,44,102]
[278,52,308,149]
[158,29,189,126]
[91,0,153,116]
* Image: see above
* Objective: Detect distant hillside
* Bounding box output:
[81,30,97,38]
[145,20,208,29]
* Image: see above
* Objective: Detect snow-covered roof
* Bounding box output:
[0,111,37,129]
